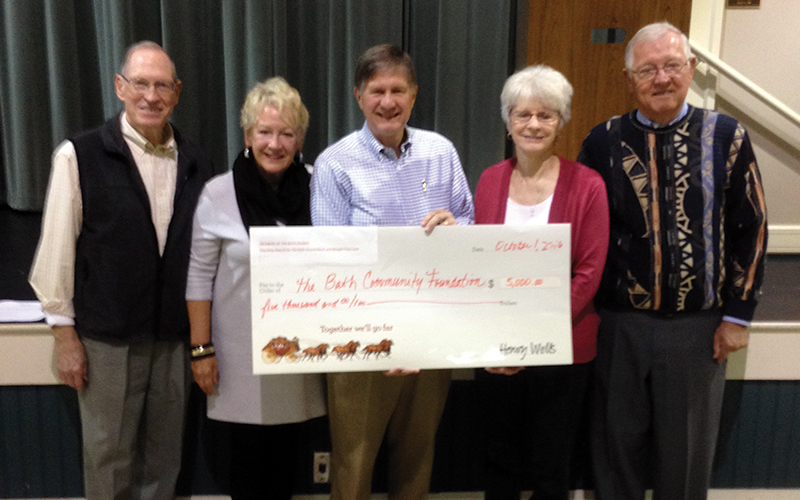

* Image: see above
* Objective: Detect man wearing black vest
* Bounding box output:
[30,41,213,500]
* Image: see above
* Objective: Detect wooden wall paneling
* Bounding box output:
[3,381,800,496]
[526,0,692,160]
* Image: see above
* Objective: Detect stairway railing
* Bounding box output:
[689,40,800,129]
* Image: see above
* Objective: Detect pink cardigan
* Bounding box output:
[474,157,609,363]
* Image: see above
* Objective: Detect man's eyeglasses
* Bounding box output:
[630,60,689,81]
[119,74,176,95]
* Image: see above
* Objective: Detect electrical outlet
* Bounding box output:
[313,451,331,483]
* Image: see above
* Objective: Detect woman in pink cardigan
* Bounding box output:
[475,65,609,500]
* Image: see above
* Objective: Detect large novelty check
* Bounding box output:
[250,224,572,374]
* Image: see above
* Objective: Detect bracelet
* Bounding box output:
[190,343,215,359]
[191,352,216,361]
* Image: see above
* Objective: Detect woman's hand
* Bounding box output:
[187,300,217,394]
[384,366,421,377]
[192,355,219,395]
[485,366,525,376]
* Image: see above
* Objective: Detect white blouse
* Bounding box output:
[504,194,553,225]
[186,171,326,425]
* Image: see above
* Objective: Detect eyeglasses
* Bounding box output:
[510,110,559,125]
[119,74,176,95]
[630,60,689,81]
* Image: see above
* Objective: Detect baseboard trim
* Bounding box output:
[768,224,800,253]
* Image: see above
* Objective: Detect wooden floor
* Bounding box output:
[186,492,800,500]
[13,491,800,500]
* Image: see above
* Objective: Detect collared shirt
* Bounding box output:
[635,102,689,128]
[29,113,179,326]
[310,122,474,227]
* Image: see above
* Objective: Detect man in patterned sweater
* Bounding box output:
[578,22,767,500]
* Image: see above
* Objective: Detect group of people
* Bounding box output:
[30,20,766,500]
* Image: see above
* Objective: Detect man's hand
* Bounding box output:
[191,356,219,395]
[420,209,456,234]
[53,326,88,390]
[485,366,525,376]
[713,321,749,363]
[384,367,421,377]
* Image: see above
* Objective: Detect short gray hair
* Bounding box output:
[625,21,692,70]
[240,77,309,139]
[500,65,573,129]
[120,41,177,80]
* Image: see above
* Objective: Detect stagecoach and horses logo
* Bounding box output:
[261,337,393,363]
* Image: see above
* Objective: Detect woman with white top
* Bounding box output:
[185,77,325,500]
[473,65,609,500]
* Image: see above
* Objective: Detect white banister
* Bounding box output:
[689,40,800,129]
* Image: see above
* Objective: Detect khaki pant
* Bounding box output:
[327,370,452,500]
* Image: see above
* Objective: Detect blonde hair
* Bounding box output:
[240,77,309,139]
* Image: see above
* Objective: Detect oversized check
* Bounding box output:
[250,224,572,374]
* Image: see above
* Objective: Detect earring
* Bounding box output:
[244,147,250,159]
[294,151,305,164]
[507,132,512,139]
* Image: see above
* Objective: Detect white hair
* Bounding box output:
[500,65,573,129]
[120,41,177,80]
[625,21,692,70]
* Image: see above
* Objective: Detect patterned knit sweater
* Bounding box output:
[577,106,767,322]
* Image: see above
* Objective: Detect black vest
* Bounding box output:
[71,116,213,342]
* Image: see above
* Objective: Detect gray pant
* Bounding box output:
[591,309,726,500]
[79,337,189,500]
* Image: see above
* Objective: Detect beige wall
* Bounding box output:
[716,2,800,231]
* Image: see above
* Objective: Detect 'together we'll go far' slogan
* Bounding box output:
[249,225,573,375]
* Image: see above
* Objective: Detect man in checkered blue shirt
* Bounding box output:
[311,44,474,500]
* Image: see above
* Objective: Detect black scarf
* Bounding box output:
[231,150,311,229]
